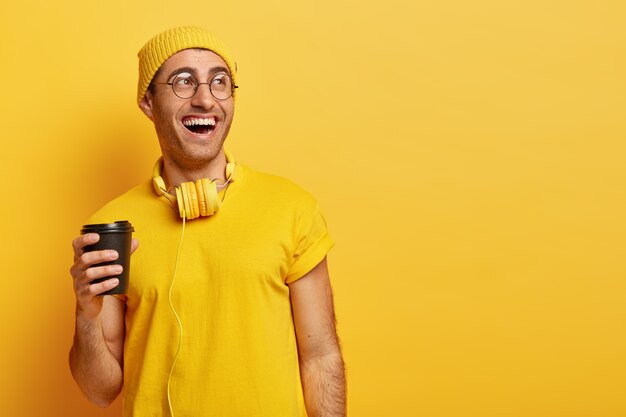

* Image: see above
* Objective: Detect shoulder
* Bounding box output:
[239,165,318,207]
[87,181,154,224]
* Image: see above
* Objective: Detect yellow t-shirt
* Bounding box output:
[88,165,334,417]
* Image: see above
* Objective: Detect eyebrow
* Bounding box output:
[166,66,231,81]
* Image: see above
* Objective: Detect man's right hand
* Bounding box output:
[70,233,139,320]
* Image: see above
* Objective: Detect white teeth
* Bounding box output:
[183,117,216,126]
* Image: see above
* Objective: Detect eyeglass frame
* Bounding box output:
[152,72,238,101]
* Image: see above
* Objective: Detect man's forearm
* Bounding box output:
[69,312,123,408]
[300,351,346,417]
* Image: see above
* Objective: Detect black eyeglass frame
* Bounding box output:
[153,73,238,100]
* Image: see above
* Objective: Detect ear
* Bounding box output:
[139,91,155,121]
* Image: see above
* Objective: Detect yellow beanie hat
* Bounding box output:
[137,26,237,106]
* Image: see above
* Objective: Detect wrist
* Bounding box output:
[75,302,102,324]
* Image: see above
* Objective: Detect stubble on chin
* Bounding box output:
[158,120,233,173]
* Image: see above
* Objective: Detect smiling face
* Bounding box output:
[140,48,235,173]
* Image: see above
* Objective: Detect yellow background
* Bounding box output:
[1,0,625,416]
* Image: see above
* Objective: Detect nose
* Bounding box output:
[190,83,216,109]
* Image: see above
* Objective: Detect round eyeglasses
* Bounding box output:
[155,72,238,100]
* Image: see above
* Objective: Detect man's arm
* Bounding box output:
[68,234,136,407]
[289,257,346,417]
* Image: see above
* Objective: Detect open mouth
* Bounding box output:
[183,116,216,135]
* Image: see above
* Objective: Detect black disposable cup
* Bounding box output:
[81,221,134,295]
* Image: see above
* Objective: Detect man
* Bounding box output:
[69,26,346,417]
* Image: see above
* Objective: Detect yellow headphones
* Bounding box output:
[152,151,237,219]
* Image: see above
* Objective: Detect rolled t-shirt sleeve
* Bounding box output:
[285,201,334,284]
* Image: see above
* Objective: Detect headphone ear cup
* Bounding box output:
[179,182,199,220]
[203,179,219,216]
[186,181,200,220]
[195,179,207,217]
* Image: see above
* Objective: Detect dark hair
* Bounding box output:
[147,66,162,96]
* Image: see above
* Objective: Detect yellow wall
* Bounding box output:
[1,1,625,416]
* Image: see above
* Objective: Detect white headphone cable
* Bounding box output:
[166,213,186,417]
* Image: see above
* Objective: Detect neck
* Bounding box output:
[161,150,227,190]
